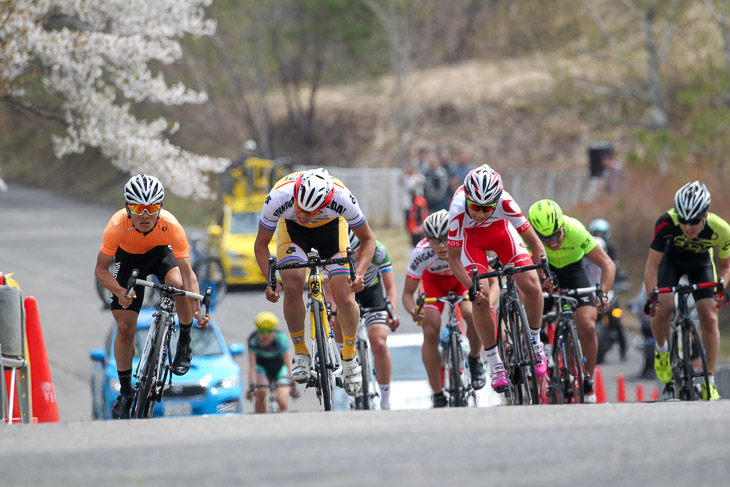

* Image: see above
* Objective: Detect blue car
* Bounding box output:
[90,308,245,419]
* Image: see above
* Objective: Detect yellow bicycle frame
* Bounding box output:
[308,268,331,340]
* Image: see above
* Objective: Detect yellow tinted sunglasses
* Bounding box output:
[128,203,161,215]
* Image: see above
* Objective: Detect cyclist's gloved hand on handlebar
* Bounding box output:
[643,298,655,317]
[264,282,281,303]
[194,309,210,328]
[117,289,135,309]
[348,274,365,293]
[387,314,400,332]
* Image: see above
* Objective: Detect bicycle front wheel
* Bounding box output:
[511,303,539,405]
[312,301,334,411]
[449,331,466,407]
[687,320,710,401]
[355,339,371,410]
[566,322,586,403]
[133,334,162,418]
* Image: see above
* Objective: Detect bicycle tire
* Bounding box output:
[312,301,333,411]
[668,326,681,400]
[449,331,465,407]
[512,303,539,405]
[679,320,696,401]
[548,338,564,404]
[133,325,163,418]
[687,321,711,401]
[496,308,517,402]
[355,339,371,410]
[566,321,586,403]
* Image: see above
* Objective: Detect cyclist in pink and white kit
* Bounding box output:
[447,164,550,392]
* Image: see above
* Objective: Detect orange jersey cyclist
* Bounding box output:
[94,174,209,419]
[447,164,549,393]
[254,168,377,397]
[644,181,730,400]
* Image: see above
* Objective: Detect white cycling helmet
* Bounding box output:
[423,209,449,239]
[588,218,611,239]
[294,168,335,212]
[463,164,503,205]
[674,181,711,222]
[124,174,165,205]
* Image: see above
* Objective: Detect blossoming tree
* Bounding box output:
[0,0,230,198]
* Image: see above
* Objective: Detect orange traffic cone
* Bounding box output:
[649,387,660,402]
[593,365,607,403]
[616,374,627,402]
[24,297,60,423]
[636,383,645,402]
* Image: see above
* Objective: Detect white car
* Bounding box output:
[388,332,504,410]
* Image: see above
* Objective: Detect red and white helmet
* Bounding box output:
[463,164,503,205]
[294,168,335,212]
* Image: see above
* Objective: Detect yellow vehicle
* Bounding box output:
[206,195,275,286]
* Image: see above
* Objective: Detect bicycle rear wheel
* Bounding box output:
[355,339,371,410]
[511,303,539,405]
[312,301,334,411]
[687,320,710,400]
[565,322,586,403]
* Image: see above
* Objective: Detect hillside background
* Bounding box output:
[3,0,730,348]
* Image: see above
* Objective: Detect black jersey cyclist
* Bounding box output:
[247,312,294,413]
[644,181,730,400]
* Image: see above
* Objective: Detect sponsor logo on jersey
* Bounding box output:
[273,198,295,218]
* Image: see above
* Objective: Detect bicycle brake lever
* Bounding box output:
[125,269,139,298]
[201,287,212,318]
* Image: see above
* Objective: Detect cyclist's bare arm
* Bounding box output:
[351,223,377,291]
[585,244,616,310]
[381,271,400,330]
[254,227,278,302]
[402,276,423,321]
[94,251,134,307]
[717,255,730,309]
[520,227,548,271]
[178,256,208,327]
[643,248,663,296]
[447,245,482,300]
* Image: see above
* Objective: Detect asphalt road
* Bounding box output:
[2,183,727,486]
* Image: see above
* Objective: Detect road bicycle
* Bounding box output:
[268,249,355,411]
[251,382,297,413]
[124,269,212,418]
[471,256,551,405]
[416,292,473,407]
[541,284,601,404]
[647,279,726,401]
[352,297,396,410]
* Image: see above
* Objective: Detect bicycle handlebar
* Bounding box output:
[646,278,727,315]
[542,283,603,300]
[470,254,552,298]
[415,291,469,315]
[267,248,357,292]
[125,268,213,318]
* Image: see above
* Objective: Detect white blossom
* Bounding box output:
[0,0,230,199]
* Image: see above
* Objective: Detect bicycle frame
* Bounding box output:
[416,292,472,408]
[650,279,725,401]
[472,256,551,405]
[268,249,356,411]
[125,269,212,419]
[354,297,395,410]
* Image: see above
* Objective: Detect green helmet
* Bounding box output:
[528,199,564,237]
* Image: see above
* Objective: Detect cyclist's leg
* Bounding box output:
[459,300,486,390]
[695,298,719,374]
[574,305,598,376]
[421,307,444,395]
[513,269,547,376]
[253,366,271,414]
[274,367,292,413]
[367,321,391,408]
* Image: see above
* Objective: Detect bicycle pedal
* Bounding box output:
[335,376,343,388]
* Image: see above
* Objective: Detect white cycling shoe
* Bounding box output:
[342,357,362,396]
[292,354,311,383]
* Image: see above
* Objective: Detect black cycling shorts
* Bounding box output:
[657,251,716,301]
[548,261,594,308]
[355,281,388,327]
[111,245,179,313]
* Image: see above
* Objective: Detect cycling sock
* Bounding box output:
[118,369,133,396]
[484,345,503,368]
[179,322,192,344]
[379,384,391,410]
[530,327,541,344]
[291,330,309,355]
[341,334,357,361]
[335,341,343,354]
[655,342,668,354]
[709,375,715,384]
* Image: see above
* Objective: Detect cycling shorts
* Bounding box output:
[658,251,716,301]
[355,281,388,328]
[255,363,292,386]
[460,219,533,274]
[276,217,351,277]
[111,246,178,313]
[421,271,467,313]
[547,261,594,308]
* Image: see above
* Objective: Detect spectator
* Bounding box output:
[438,147,454,209]
[601,147,626,193]
[423,152,449,213]
[406,188,429,247]
[449,149,473,193]
[399,163,425,231]
[410,147,430,175]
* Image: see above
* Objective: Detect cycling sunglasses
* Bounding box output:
[466,199,496,213]
[294,201,319,216]
[128,203,161,215]
[539,227,563,243]
[428,237,448,245]
[678,215,704,225]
